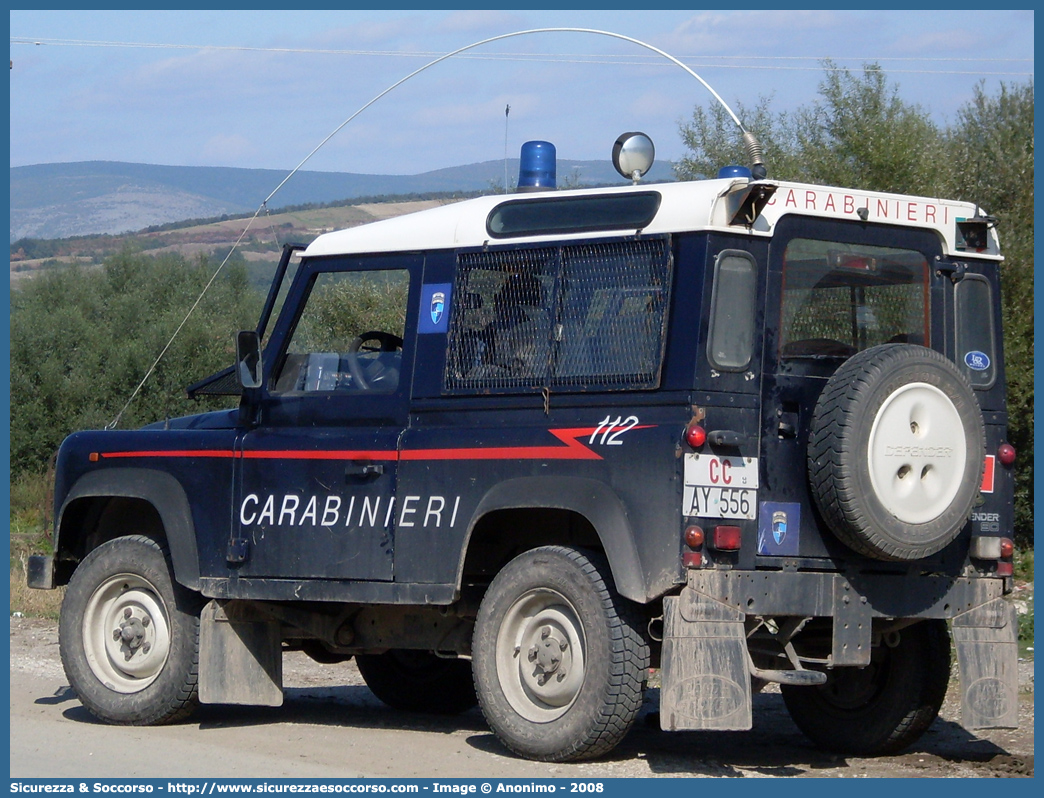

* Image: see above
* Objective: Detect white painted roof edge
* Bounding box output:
[302,178,1000,260]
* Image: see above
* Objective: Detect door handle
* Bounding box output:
[346,463,385,479]
[935,259,967,284]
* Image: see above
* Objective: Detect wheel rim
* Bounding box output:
[81,573,171,693]
[867,382,968,524]
[820,661,886,710]
[495,588,586,722]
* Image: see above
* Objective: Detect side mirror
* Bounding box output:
[236,330,263,390]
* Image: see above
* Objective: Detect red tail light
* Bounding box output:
[686,424,707,449]
[998,443,1016,466]
[711,525,742,551]
[683,551,703,568]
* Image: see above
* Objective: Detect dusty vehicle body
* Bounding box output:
[30,151,1019,761]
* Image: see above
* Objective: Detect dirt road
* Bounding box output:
[9,616,1033,779]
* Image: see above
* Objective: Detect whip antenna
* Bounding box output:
[109,27,761,428]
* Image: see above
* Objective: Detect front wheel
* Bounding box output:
[59,535,202,725]
[472,546,648,762]
[781,619,951,755]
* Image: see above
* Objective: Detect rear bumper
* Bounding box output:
[687,568,1005,621]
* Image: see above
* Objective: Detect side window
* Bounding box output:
[780,239,929,359]
[706,250,757,371]
[444,238,672,392]
[445,247,557,390]
[955,274,996,388]
[272,269,409,393]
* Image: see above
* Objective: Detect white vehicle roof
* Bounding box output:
[302,177,1001,261]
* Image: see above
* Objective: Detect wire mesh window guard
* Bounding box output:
[445,237,672,393]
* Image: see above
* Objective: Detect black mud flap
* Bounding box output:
[26,555,55,590]
[199,600,283,706]
[659,589,752,731]
[952,598,1019,729]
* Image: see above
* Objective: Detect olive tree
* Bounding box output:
[677,67,1033,544]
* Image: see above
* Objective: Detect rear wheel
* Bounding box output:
[355,650,477,715]
[781,620,951,755]
[472,546,648,762]
[59,535,202,725]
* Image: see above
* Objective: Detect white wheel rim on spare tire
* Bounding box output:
[81,573,172,694]
[867,382,968,525]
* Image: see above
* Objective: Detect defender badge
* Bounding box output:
[758,501,800,556]
[430,291,446,325]
[772,510,787,545]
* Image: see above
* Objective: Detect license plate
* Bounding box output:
[684,485,757,520]
[683,454,759,520]
[684,454,759,488]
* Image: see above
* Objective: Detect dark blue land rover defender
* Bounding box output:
[29,148,1019,762]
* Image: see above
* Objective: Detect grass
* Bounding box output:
[1014,546,1034,582]
[1014,547,1031,655]
[10,469,62,619]
[1017,607,1034,656]
[9,565,64,621]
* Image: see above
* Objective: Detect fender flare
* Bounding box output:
[58,468,201,590]
[460,476,649,602]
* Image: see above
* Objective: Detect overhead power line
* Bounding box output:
[9,37,1034,77]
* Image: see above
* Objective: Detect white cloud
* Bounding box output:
[435,10,525,36]
[891,29,985,54]
[665,9,843,54]
[627,90,681,119]
[410,93,539,128]
[201,133,258,164]
[310,17,424,49]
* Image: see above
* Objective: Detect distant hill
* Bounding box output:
[9,158,675,241]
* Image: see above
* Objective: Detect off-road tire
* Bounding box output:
[472,546,648,762]
[355,650,477,715]
[808,344,985,560]
[781,619,951,755]
[59,535,202,725]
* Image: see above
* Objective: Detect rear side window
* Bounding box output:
[486,192,661,238]
[445,237,672,392]
[955,274,996,388]
[780,238,929,358]
[707,250,757,370]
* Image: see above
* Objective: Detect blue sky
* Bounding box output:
[9,9,1035,177]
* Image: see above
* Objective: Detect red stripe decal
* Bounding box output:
[401,428,603,461]
[240,449,397,461]
[102,450,238,459]
[99,426,655,463]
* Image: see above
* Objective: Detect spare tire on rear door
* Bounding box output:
[807,344,985,561]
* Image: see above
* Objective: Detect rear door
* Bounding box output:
[757,216,943,562]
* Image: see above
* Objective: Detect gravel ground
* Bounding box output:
[9,605,1034,779]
